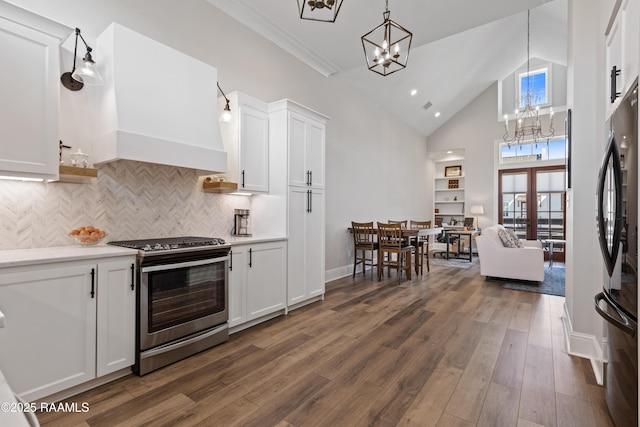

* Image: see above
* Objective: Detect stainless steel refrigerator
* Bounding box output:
[595,78,638,427]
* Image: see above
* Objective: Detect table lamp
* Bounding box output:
[470,205,484,230]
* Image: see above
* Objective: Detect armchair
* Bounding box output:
[475,225,544,282]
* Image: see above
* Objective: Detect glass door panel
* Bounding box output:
[499,167,566,259]
[500,171,531,239]
[536,170,566,261]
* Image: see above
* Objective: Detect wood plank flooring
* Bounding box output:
[37,262,615,427]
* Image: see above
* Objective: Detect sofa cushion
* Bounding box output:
[497,228,523,248]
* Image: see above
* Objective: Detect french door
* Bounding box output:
[498,166,566,261]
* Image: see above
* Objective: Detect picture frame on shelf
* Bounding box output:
[444,165,462,177]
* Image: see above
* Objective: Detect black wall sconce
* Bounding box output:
[61,28,103,91]
[217,82,231,122]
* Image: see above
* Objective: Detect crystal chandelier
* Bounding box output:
[361,0,412,76]
[298,0,344,23]
[503,10,555,146]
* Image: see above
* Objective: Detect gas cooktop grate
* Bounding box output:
[108,236,226,250]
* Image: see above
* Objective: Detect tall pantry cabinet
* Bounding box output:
[264,100,329,310]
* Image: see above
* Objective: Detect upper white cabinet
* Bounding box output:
[219,92,269,193]
[0,255,136,401]
[0,2,71,180]
[270,100,326,189]
[606,0,639,116]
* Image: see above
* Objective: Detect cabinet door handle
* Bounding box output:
[249,248,253,268]
[611,66,621,103]
[130,263,135,291]
[309,190,313,213]
[229,250,233,271]
[306,170,310,186]
[241,170,245,188]
[90,268,95,298]
[309,170,313,186]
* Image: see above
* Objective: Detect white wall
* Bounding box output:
[564,0,615,376]
[4,0,429,275]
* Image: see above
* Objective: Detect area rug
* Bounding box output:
[496,266,565,297]
[430,256,478,269]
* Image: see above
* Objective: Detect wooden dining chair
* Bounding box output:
[351,221,378,279]
[410,220,432,273]
[388,220,408,228]
[377,222,413,281]
[388,220,409,246]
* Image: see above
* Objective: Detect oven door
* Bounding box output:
[140,253,228,351]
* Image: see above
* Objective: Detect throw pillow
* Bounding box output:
[497,228,523,248]
[507,228,524,248]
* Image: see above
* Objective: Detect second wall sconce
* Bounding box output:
[61,27,103,91]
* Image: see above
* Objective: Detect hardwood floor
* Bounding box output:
[37,262,615,427]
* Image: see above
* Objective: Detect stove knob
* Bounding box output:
[143,244,153,251]
[164,244,171,250]
[154,243,164,250]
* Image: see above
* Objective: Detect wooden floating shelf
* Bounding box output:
[57,165,98,183]
[202,181,238,193]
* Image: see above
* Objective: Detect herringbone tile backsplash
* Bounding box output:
[0,160,250,250]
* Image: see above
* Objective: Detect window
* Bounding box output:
[517,66,550,109]
[500,138,567,164]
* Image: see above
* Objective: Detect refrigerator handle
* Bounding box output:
[594,292,635,337]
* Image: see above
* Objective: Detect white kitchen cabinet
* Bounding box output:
[0,2,71,181]
[0,255,136,401]
[605,0,639,117]
[264,100,328,310]
[96,259,136,377]
[228,240,286,332]
[219,92,269,193]
[288,187,325,307]
[269,100,326,189]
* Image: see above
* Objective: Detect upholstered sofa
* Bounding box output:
[475,225,545,282]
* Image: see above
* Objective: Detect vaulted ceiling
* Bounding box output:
[207,0,567,138]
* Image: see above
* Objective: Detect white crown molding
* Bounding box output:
[206,0,341,77]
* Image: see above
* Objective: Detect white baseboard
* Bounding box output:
[562,302,604,385]
[325,264,376,282]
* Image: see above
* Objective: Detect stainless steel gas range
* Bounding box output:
[108,236,230,375]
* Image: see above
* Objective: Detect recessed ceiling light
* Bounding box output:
[435,112,441,117]
[447,151,453,154]
[410,89,417,96]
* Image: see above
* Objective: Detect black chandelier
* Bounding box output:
[298,0,344,23]
[502,10,555,146]
[361,0,413,76]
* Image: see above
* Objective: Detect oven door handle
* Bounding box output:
[142,256,229,273]
[140,323,228,360]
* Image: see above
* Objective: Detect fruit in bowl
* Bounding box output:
[69,226,107,245]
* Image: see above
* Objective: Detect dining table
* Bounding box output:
[348,226,444,277]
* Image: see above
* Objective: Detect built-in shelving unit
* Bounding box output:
[431,152,466,226]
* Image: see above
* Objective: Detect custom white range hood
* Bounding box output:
[92,23,227,173]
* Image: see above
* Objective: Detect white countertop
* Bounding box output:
[0,245,139,269]
[0,237,287,269]
[225,235,287,245]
